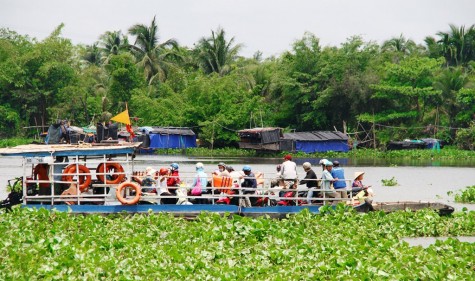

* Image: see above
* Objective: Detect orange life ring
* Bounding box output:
[62,164,92,192]
[212,175,233,194]
[116,182,141,205]
[96,162,125,184]
[34,164,50,188]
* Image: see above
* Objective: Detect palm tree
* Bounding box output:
[382,34,419,62]
[433,67,470,131]
[195,27,242,76]
[98,31,129,63]
[436,24,475,66]
[82,43,102,66]
[382,34,416,53]
[128,16,178,85]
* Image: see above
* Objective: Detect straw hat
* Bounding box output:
[354,171,365,180]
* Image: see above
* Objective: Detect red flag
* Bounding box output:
[126,124,135,138]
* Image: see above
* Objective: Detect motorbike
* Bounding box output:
[1,177,38,211]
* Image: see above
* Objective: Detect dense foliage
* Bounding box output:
[1,20,475,149]
[1,207,474,279]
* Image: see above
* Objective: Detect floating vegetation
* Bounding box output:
[0,208,474,279]
[381,176,398,186]
[448,185,475,203]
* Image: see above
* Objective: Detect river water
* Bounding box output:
[1,154,475,211]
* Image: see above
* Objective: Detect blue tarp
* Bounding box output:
[295,140,349,153]
[149,133,196,149]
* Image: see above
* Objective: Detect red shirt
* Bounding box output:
[167,170,180,187]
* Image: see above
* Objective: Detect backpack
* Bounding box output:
[191,176,202,196]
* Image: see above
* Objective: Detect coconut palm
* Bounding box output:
[82,43,102,66]
[98,31,129,63]
[433,66,471,130]
[382,34,416,54]
[436,24,475,66]
[128,16,178,85]
[382,34,419,62]
[195,27,243,76]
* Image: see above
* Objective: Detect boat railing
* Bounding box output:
[23,162,365,206]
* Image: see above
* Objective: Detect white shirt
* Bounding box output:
[279,160,298,180]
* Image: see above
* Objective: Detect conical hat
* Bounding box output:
[354,171,365,180]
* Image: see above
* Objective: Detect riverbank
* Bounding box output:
[2,138,475,161]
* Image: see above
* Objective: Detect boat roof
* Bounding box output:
[0,142,141,157]
[283,131,348,141]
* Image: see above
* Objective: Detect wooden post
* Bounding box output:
[372,113,377,149]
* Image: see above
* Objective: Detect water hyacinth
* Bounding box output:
[0,207,474,280]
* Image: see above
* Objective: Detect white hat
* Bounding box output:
[146,168,157,176]
[354,171,365,180]
[302,162,311,169]
[319,158,328,165]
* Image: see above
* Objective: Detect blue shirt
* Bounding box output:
[192,169,208,192]
[331,167,347,189]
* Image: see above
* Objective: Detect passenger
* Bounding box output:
[240,165,257,207]
[321,160,340,205]
[279,154,298,192]
[331,160,348,200]
[141,167,157,194]
[213,162,230,177]
[166,163,181,188]
[270,164,283,188]
[157,168,176,204]
[226,166,241,186]
[319,158,328,171]
[214,166,241,205]
[298,162,319,204]
[191,162,208,195]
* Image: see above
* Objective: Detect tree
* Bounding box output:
[365,57,442,126]
[105,53,144,109]
[433,67,473,131]
[81,43,102,66]
[434,24,475,66]
[195,27,242,76]
[128,16,179,85]
[98,31,130,63]
[382,34,421,63]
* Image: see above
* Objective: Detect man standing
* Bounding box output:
[279,154,298,191]
[331,160,348,200]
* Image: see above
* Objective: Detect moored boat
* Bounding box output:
[370,201,455,215]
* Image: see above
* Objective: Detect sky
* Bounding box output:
[1,0,474,58]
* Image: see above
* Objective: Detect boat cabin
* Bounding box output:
[238,127,283,151]
[0,143,140,206]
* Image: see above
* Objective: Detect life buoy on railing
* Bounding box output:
[116,182,141,205]
[34,164,50,188]
[96,162,125,184]
[62,164,92,192]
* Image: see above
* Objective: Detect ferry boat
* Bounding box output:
[0,142,453,217]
